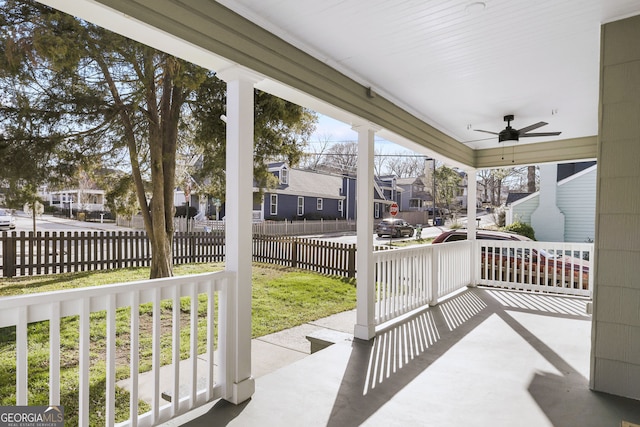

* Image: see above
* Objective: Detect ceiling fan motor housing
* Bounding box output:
[499,127,519,142]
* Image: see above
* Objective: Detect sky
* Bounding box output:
[308,113,414,156]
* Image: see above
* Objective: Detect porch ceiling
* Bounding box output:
[36,0,640,168]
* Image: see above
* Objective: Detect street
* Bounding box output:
[7,212,131,233]
[301,211,495,245]
[6,211,495,243]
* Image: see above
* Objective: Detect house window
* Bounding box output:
[280,167,288,185]
[338,200,343,213]
[317,198,323,211]
[374,203,380,218]
[297,196,304,216]
[409,199,421,208]
[270,194,278,216]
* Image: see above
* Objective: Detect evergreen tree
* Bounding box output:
[0,0,315,277]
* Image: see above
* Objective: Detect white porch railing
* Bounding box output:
[373,241,472,325]
[0,271,235,427]
[475,240,593,297]
[372,239,594,326]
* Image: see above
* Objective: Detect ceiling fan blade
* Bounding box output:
[517,121,548,134]
[473,129,499,135]
[461,136,496,145]
[519,131,562,137]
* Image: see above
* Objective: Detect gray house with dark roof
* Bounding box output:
[258,163,354,221]
[258,164,403,221]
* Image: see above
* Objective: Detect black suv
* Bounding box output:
[376,218,415,237]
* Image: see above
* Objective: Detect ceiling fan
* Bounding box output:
[474,114,561,142]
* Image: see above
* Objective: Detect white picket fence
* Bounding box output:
[0,270,234,427]
[116,216,357,236]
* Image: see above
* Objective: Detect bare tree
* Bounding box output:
[386,153,426,178]
[299,134,333,171]
[316,141,359,175]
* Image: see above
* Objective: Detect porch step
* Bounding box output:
[305,329,353,354]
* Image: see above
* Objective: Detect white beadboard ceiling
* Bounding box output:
[216,0,640,150]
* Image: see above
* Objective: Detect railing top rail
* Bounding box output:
[0,270,234,311]
[475,240,594,250]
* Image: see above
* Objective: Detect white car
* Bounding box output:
[0,209,16,230]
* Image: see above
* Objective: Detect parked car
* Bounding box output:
[376,218,415,237]
[432,229,527,244]
[432,229,589,288]
[0,209,16,230]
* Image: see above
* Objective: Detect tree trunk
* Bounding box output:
[149,227,173,278]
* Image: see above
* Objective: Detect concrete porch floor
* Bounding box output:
[163,288,640,426]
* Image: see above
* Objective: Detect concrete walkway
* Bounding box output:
[117,309,358,406]
[160,288,640,427]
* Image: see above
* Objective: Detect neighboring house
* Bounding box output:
[259,163,354,221]
[373,175,401,219]
[455,170,484,210]
[397,176,432,211]
[44,189,106,212]
[506,162,597,242]
[258,164,405,222]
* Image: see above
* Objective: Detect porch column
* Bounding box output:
[217,66,259,404]
[466,168,478,286]
[591,14,640,401]
[353,123,378,340]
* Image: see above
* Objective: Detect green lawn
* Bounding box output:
[0,263,356,426]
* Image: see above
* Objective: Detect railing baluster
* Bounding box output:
[129,291,140,427]
[79,298,90,427]
[49,302,61,406]
[206,282,215,401]
[189,282,198,408]
[152,287,161,423]
[106,294,116,427]
[16,306,28,405]
[172,285,180,415]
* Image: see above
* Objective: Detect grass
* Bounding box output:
[0,263,356,426]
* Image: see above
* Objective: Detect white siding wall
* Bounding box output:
[557,168,597,243]
[510,196,539,226]
[510,166,596,243]
[591,15,640,400]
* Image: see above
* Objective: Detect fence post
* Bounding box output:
[291,239,298,269]
[2,232,16,278]
[191,232,197,264]
[117,232,123,269]
[347,244,356,278]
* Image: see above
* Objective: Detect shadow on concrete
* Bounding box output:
[179,398,250,426]
[175,288,640,426]
[324,288,640,426]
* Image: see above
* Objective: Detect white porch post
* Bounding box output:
[353,124,377,340]
[218,66,258,404]
[466,168,478,286]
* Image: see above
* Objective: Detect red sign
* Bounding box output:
[389,203,399,216]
